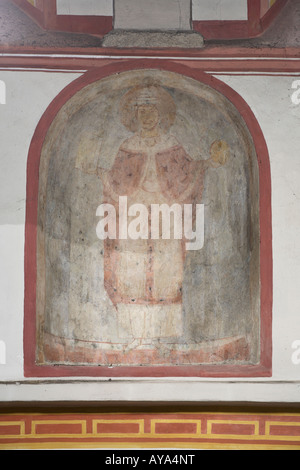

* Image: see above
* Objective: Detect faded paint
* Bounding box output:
[36,69,260,368]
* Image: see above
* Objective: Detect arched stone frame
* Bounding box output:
[23,60,272,378]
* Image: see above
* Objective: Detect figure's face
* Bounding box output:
[137,104,160,131]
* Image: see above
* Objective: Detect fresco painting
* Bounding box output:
[36,70,260,368]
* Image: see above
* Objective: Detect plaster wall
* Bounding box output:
[192,0,248,21]
[55,0,250,22]
[114,0,191,30]
[56,0,113,17]
[0,70,299,403]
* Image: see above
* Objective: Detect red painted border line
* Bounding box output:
[9,0,44,29]
[0,436,300,449]
[0,70,298,77]
[193,20,249,40]
[0,56,299,73]
[2,412,300,449]
[2,412,300,422]
[248,0,262,36]
[0,45,299,58]
[260,0,289,32]
[0,436,299,443]
[53,15,113,36]
[23,60,272,378]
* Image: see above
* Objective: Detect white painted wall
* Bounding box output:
[192,0,248,21]
[216,74,300,383]
[0,69,300,403]
[0,71,82,380]
[114,0,191,30]
[56,0,113,16]
[55,0,250,22]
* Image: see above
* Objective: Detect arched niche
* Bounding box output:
[24,63,272,377]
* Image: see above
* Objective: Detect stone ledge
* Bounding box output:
[102,30,205,49]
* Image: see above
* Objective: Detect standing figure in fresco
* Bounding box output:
[78,84,229,350]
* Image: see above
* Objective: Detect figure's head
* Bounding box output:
[120,84,176,134]
[136,103,160,132]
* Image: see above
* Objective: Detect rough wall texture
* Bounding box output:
[1,0,299,48]
[36,69,260,368]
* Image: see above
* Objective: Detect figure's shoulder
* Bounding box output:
[156,134,188,155]
[166,134,181,147]
[152,133,180,153]
[119,135,143,153]
[161,133,180,148]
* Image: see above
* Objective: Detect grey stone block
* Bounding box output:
[102,30,204,49]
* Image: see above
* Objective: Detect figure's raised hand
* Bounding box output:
[209,140,230,168]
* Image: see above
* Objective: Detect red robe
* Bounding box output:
[102,141,205,307]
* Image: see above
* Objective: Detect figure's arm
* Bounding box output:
[175,162,205,203]
[74,134,103,175]
[96,167,121,203]
[176,140,230,202]
[75,154,99,175]
[75,155,120,202]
